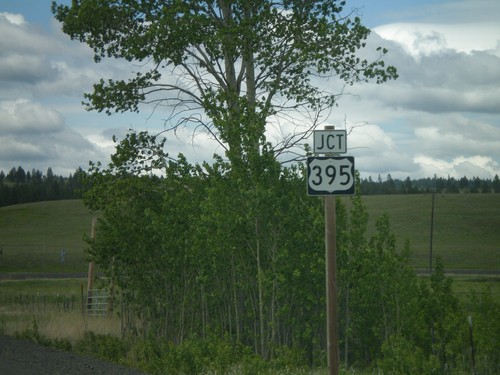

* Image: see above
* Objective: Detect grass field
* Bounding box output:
[0,278,84,294]
[1,195,499,273]
[0,196,498,374]
[0,200,95,273]
[356,193,500,270]
[452,276,500,305]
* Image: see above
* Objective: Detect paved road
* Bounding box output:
[0,272,101,280]
[1,270,499,280]
[0,335,145,375]
[415,268,500,276]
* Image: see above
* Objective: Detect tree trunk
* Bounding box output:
[218,0,243,164]
[231,253,241,343]
[344,285,350,367]
[242,2,261,156]
[255,216,266,358]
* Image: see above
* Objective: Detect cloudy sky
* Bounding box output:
[1,0,499,180]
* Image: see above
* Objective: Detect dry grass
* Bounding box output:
[0,278,120,345]
[0,305,121,345]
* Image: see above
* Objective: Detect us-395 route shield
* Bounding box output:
[307,156,355,196]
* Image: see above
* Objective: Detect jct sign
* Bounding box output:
[307,156,355,196]
[313,130,347,154]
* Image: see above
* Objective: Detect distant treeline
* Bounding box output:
[360,173,500,195]
[1,166,499,207]
[0,166,84,207]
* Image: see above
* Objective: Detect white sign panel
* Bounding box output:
[313,130,347,154]
[307,156,355,195]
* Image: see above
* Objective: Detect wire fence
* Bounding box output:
[0,288,111,317]
[0,292,76,313]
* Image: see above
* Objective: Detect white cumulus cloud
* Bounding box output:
[0,99,64,134]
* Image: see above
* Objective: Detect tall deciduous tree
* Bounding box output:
[52,0,397,166]
[55,0,403,366]
[82,132,328,359]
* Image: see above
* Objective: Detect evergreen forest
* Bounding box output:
[0,166,84,207]
[1,164,498,208]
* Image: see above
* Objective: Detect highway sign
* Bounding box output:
[307,156,355,195]
[313,130,347,154]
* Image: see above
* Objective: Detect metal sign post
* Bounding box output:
[307,125,355,375]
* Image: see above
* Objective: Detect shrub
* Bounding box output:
[126,335,244,375]
[377,334,440,374]
[74,331,128,363]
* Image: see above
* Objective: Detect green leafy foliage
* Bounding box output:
[75,331,128,363]
[76,131,500,372]
[370,258,468,373]
[338,207,419,366]
[81,131,327,359]
[464,287,500,374]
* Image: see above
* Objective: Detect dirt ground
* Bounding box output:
[0,334,145,375]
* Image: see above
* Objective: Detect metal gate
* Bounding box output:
[87,289,109,316]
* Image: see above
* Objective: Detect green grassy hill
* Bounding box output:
[357,194,500,270]
[0,195,499,274]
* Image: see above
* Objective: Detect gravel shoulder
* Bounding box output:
[0,335,145,375]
